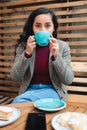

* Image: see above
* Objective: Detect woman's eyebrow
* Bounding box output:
[45,22,52,24]
[34,22,41,24]
[35,22,52,24]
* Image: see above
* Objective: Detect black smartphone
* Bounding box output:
[25,112,46,130]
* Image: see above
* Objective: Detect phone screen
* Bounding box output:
[25,112,46,130]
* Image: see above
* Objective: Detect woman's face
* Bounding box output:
[33,14,54,35]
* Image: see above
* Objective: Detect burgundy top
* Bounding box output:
[30,45,52,84]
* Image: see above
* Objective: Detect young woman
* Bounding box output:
[11,7,74,103]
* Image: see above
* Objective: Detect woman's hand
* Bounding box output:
[49,37,59,58]
[25,36,36,55]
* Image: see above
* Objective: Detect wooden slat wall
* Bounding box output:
[0,0,87,98]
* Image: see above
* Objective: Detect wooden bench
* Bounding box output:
[0,0,87,104]
[0,85,20,105]
[67,62,87,103]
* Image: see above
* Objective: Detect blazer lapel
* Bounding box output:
[29,50,36,77]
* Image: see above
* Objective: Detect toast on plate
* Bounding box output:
[0,106,13,121]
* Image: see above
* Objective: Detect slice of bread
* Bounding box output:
[0,106,13,121]
[58,112,87,130]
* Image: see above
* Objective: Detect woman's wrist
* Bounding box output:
[24,51,32,58]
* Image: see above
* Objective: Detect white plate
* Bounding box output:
[34,98,66,112]
[0,106,21,127]
[51,112,87,130]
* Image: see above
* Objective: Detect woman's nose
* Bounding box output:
[41,27,46,31]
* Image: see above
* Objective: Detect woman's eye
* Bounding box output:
[35,25,40,28]
[46,24,51,28]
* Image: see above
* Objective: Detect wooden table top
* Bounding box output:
[0,101,87,130]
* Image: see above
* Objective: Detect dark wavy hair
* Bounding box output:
[18,7,58,47]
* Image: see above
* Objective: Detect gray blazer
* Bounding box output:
[10,39,74,101]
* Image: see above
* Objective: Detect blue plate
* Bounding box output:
[34,98,66,112]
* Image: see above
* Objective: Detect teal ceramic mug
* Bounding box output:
[34,31,51,46]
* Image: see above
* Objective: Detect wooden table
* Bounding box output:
[0,101,87,130]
